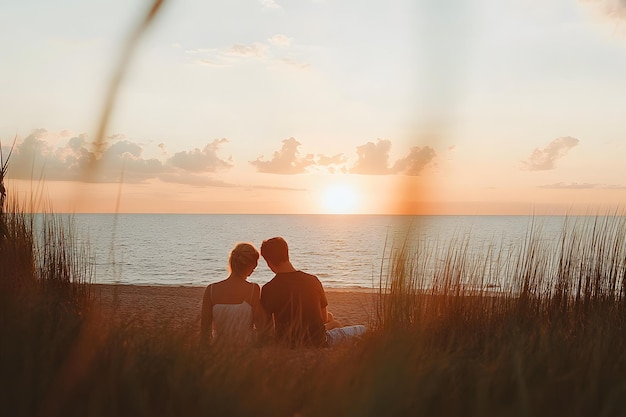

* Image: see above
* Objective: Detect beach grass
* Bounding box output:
[2,199,626,416]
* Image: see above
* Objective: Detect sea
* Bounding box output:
[61,214,579,289]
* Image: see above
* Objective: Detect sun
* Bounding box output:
[322,184,359,214]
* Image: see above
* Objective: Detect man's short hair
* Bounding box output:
[261,236,289,265]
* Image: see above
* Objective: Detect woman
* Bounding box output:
[201,242,267,345]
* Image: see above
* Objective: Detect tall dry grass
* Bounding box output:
[372,214,626,416]
[377,215,626,328]
[3,202,626,416]
[1,196,94,417]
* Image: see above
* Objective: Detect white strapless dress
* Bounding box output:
[212,301,254,344]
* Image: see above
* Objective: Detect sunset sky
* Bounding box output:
[1,0,626,215]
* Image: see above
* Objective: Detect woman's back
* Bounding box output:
[204,279,260,344]
[200,242,265,345]
[212,300,254,342]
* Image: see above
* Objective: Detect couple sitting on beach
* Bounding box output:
[200,236,366,348]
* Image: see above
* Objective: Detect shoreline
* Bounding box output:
[91,284,379,328]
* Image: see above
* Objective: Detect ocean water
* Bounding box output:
[64,214,574,289]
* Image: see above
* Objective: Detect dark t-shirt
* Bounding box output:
[260,271,328,347]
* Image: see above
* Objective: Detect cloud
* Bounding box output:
[7,132,147,183]
[187,44,266,68]
[316,153,348,174]
[521,137,580,171]
[226,43,268,58]
[242,183,306,192]
[350,139,393,175]
[99,139,172,183]
[187,37,310,72]
[316,153,347,166]
[250,138,315,174]
[248,139,357,175]
[157,173,305,191]
[581,0,626,20]
[9,130,440,185]
[168,139,233,173]
[276,58,311,71]
[538,182,626,190]
[580,0,626,37]
[348,139,437,176]
[9,129,63,180]
[196,58,230,68]
[268,34,291,47]
[538,182,599,189]
[252,137,436,176]
[7,129,233,185]
[158,173,235,187]
[391,146,437,176]
[188,43,266,68]
[260,0,280,8]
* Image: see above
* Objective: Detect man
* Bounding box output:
[260,237,333,347]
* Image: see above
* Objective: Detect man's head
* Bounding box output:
[260,237,289,270]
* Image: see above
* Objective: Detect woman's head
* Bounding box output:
[229,243,259,278]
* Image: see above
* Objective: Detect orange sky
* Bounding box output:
[3,1,626,215]
[9,176,625,216]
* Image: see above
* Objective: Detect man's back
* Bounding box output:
[261,271,327,347]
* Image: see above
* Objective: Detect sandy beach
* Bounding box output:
[92,284,378,329]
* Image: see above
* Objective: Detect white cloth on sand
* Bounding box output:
[326,325,367,347]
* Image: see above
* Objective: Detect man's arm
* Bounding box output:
[318,278,329,323]
[321,307,330,323]
[320,284,342,330]
[258,286,275,341]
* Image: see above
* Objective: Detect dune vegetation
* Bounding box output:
[2,189,626,416]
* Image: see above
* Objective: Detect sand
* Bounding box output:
[92,284,378,329]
